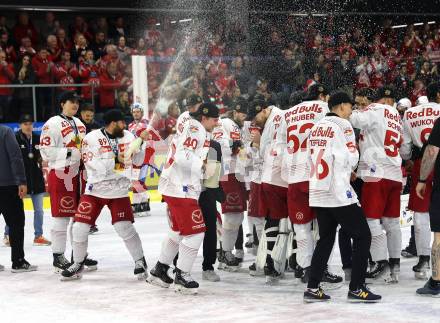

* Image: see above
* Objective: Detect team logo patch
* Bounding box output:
[344,128,353,136]
[203,108,209,114]
[230,132,240,140]
[296,212,304,221]
[226,192,241,205]
[61,127,73,138]
[190,125,199,133]
[78,201,93,215]
[60,196,75,209]
[191,209,204,224]
[385,89,391,96]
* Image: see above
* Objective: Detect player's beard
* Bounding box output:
[114,125,124,138]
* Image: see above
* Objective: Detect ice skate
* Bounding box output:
[89,225,99,234]
[245,234,254,254]
[174,268,199,295]
[147,261,174,288]
[53,253,71,274]
[61,258,86,281]
[235,249,244,263]
[348,284,382,303]
[366,260,390,282]
[401,240,417,258]
[413,256,430,280]
[218,250,240,272]
[385,258,400,284]
[134,256,148,280]
[264,264,282,284]
[322,269,343,284]
[249,263,264,277]
[71,252,98,272]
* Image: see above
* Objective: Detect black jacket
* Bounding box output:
[15,130,45,194]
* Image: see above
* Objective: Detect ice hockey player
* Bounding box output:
[61,109,149,281]
[212,97,248,271]
[247,98,288,283]
[40,91,98,274]
[304,91,381,303]
[241,118,266,275]
[147,102,219,294]
[350,86,403,283]
[279,84,341,284]
[128,102,151,217]
[401,82,440,279]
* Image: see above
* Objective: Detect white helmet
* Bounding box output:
[131,102,144,112]
[397,98,412,110]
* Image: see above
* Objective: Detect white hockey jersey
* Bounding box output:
[260,106,288,188]
[350,103,403,182]
[212,118,243,176]
[401,102,440,159]
[39,115,87,170]
[158,117,210,200]
[81,129,144,199]
[279,100,329,184]
[308,115,359,207]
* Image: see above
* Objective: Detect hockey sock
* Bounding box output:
[51,217,71,254]
[72,222,90,263]
[158,230,182,265]
[367,219,388,261]
[294,222,314,268]
[382,217,402,259]
[414,212,431,256]
[177,232,204,272]
[222,212,244,251]
[114,221,144,261]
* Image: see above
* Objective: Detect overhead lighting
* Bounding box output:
[178,19,192,23]
[171,20,177,24]
[428,21,436,24]
[414,22,424,26]
[156,23,161,26]
[392,24,407,29]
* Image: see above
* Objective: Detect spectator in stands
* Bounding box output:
[4,114,51,246]
[0,15,11,37]
[0,31,17,63]
[92,17,109,38]
[333,49,356,95]
[109,16,127,41]
[54,50,79,92]
[410,77,427,105]
[115,90,131,119]
[39,12,57,42]
[394,63,411,98]
[13,12,39,46]
[254,78,276,103]
[46,34,61,62]
[99,44,125,74]
[89,31,106,60]
[0,50,14,122]
[78,103,101,133]
[70,33,89,64]
[280,46,305,94]
[19,36,36,57]
[56,28,72,52]
[116,36,132,63]
[32,47,54,120]
[78,49,100,102]
[70,15,92,42]
[133,38,148,55]
[98,62,129,113]
[230,56,253,95]
[12,54,35,119]
[419,60,435,84]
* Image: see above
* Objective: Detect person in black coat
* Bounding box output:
[4,114,50,246]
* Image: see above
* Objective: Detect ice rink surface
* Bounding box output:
[1,202,440,323]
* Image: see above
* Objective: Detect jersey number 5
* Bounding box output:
[384,130,401,157]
